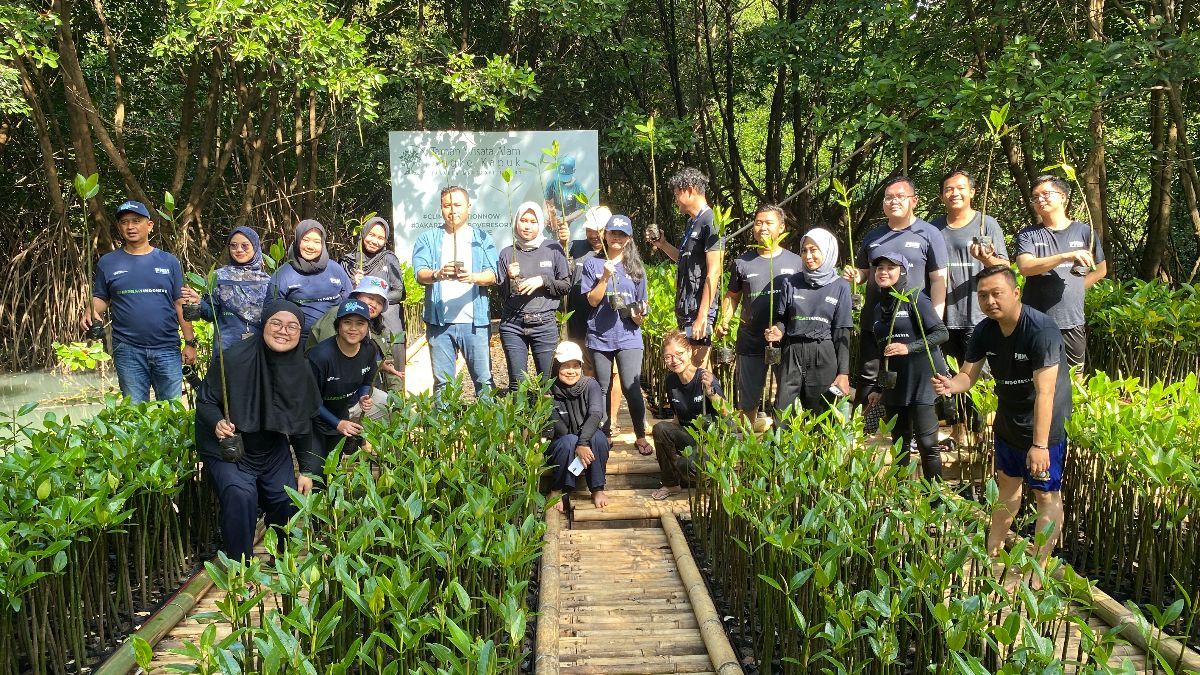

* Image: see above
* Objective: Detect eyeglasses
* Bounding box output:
[883,195,914,204]
[663,352,688,363]
[1032,191,1064,202]
[229,242,253,252]
[265,319,301,334]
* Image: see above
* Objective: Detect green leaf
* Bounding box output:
[36,479,51,501]
[132,636,154,670]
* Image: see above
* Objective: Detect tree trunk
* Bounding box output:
[1082,0,1112,274]
[1141,88,1174,280]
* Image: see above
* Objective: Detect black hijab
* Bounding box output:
[289,219,330,274]
[353,217,393,276]
[201,300,322,435]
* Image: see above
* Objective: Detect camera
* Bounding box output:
[219,433,245,462]
[85,321,106,341]
[879,370,899,390]
[182,364,203,390]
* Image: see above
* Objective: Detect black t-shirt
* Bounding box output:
[566,240,601,339]
[728,250,802,355]
[667,368,724,428]
[675,208,723,324]
[965,306,1072,448]
[308,337,380,435]
[873,293,947,406]
[776,275,854,341]
[855,219,947,332]
[497,241,571,316]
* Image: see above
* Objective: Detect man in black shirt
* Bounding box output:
[932,265,1072,566]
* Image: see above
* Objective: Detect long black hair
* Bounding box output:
[607,233,645,283]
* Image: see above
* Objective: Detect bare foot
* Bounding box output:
[592,491,609,509]
[549,491,564,513]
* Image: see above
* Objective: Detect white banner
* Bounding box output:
[388,130,601,263]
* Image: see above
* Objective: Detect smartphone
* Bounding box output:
[568,457,585,476]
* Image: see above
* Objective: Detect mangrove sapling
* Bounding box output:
[636,116,663,243]
[832,177,863,311]
[188,269,243,461]
[73,173,107,342]
[975,104,1015,251]
[348,210,380,280]
[759,231,790,376]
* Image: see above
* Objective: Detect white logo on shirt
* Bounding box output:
[1014,353,1029,361]
[155,267,170,274]
[780,268,795,274]
[539,260,553,268]
[326,376,338,381]
[114,270,127,276]
[904,241,921,248]
[1034,242,1050,248]
[824,296,838,305]
[361,367,372,374]
[1069,240,1084,247]
[869,242,881,247]
[745,273,759,279]
[986,351,997,356]
[332,278,342,285]
[693,395,703,403]
[896,310,909,318]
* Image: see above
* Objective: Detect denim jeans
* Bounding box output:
[112,342,183,402]
[498,319,558,393]
[427,322,492,397]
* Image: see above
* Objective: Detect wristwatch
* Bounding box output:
[184,338,198,348]
[1030,443,1048,450]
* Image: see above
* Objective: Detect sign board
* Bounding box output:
[388,130,600,263]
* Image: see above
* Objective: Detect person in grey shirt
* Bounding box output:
[931,170,1008,447]
[1015,175,1107,369]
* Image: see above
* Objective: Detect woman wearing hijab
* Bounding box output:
[195,300,322,562]
[497,201,571,393]
[580,214,653,456]
[546,341,609,510]
[766,228,853,415]
[339,216,407,379]
[868,252,949,480]
[181,227,271,349]
[266,219,353,342]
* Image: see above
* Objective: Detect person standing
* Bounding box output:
[545,341,610,511]
[1015,175,1107,369]
[717,204,801,421]
[650,331,725,501]
[581,215,652,455]
[931,170,1008,446]
[649,167,723,365]
[411,186,498,397]
[868,253,949,481]
[305,276,404,392]
[340,216,407,380]
[302,299,380,480]
[845,177,948,409]
[196,300,321,562]
[266,219,352,344]
[933,265,1072,564]
[765,228,853,417]
[180,227,271,350]
[497,201,571,392]
[81,199,197,402]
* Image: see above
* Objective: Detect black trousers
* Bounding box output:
[202,435,297,562]
[884,404,942,480]
[774,339,838,417]
[652,421,701,487]
[593,348,647,438]
[546,431,610,491]
[498,317,558,393]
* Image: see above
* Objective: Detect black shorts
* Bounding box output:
[943,328,974,366]
[1060,325,1086,370]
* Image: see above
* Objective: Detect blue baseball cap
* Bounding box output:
[115,200,151,219]
[335,299,371,324]
[605,214,633,236]
[558,155,576,178]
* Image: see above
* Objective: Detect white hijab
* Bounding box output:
[511,200,547,251]
[800,227,840,287]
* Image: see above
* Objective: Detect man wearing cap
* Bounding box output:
[649,167,723,365]
[303,298,379,478]
[305,275,405,392]
[80,199,197,402]
[544,154,588,230]
[412,185,498,397]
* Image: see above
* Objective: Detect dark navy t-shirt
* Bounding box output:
[580,257,647,352]
[855,219,947,332]
[728,250,802,356]
[965,306,1072,448]
[667,368,724,428]
[566,241,601,340]
[776,276,854,341]
[497,241,570,316]
[266,262,353,341]
[92,248,183,350]
[307,337,380,435]
[1015,221,1104,330]
[872,293,947,407]
[675,207,723,324]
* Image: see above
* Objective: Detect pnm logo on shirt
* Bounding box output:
[154,267,170,274]
[780,268,795,274]
[1014,353,1029,362]
[113,270,127,276]
[1069,240,1084,247]
[824,296,838,305]
[904,241,921,248]
[332,278,342,285]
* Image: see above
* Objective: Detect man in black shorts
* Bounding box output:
[932,265,1072,566]
[649,167,724,365]
[1015,175,1106,369]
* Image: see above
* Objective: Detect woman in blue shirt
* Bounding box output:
[267,219,352,342]
[182,227,271,349]
[580,214,652,456]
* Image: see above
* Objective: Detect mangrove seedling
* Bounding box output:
[189,268,243,461]
[636,116,663,243]
[832,178,863,311]
[761,230,790,369]
[975,104,1014,251]
[347,210,380,281]
[73,173,107,341]
[1044,143,1099,278]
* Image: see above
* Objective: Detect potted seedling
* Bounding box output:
[832,178,863,312]
[712,312,738,365]
[974,104,1014,252]
[189,269,243,461]
[636,116,663,244]
[760,230,790,368]
[1044,143,1098,278]
[73,173,108,341]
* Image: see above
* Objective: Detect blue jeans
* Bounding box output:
[112,342,183,402]
[427,322,492,397]
[498,319,558,393]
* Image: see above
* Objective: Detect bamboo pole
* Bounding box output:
[92,568,215,675]
[660,514,743,675]
[534,506,563,675]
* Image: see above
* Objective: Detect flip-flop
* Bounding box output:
[635,438,654,456]
[651,487,679,501]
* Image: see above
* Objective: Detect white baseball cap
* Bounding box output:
[554,341,584,364]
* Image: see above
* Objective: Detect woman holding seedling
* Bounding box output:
[868,252,949,480]
[181,227,271,349]
[546,341,610,510]
[651,330,724,500]
[339,216,407,379]
[195,300,322,562]
[497,201,571,393]
[267,219,352,343]
[766,228,853,417]
[302,299,380,484]
[580,214,653,456]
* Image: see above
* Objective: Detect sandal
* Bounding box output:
[635,438,654,456]
[651,486,680,501]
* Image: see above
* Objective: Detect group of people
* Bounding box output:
[82,165,1104,564]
